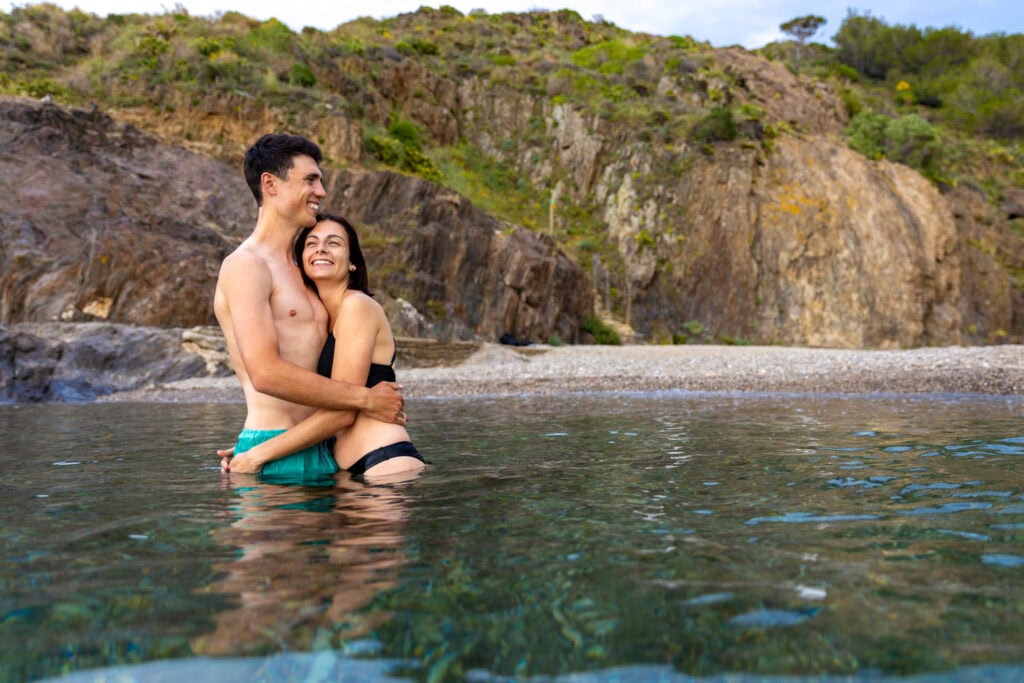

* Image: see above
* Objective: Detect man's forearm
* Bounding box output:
[250,360,368,411]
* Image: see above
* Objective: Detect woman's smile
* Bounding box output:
[303,222,352,281]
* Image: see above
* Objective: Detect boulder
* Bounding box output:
[0,322,226,402]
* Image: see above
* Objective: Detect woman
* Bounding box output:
[225,213,425,480]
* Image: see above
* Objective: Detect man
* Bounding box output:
[215,133,405,478]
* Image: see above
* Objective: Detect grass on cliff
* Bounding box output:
[432,142,546,231]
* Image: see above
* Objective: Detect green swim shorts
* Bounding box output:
[234,429,339,484]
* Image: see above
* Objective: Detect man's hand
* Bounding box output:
[365,382,407,425]
[223,449,263,474]
[217,445,261,474]
[217,446,234,472]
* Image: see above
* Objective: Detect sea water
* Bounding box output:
[1,392,1022,682]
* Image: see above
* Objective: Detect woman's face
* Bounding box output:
[302,220,352,284]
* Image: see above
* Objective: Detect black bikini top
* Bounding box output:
[317,333,396,387]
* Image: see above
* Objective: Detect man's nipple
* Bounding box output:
[289,309,297,317]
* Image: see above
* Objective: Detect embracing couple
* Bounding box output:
[214,133,425,482]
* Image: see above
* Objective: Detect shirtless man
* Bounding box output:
[214,133,404,480]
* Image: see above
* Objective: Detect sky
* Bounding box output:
[9,0,1023,49]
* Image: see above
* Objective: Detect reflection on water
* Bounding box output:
[1,393,1023,682]
[192,474,416,656]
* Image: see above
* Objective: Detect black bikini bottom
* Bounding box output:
[346,441,425,476]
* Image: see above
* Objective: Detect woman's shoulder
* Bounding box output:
[338,290,385,317]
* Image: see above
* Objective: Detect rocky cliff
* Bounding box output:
[1,10,1022,351]
[0,97,591,344]
[0,99,250,327]
[433,46,1021,347]
[102,34,1023,348]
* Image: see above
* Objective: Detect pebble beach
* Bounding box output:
[104,343,1024,402]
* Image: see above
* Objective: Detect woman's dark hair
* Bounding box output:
[292,213,371,295]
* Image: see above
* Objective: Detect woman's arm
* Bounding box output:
[226,293,381,474]
[225,408,352,473]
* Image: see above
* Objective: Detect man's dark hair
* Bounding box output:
[293,213,372,296]
[243,133,323,206]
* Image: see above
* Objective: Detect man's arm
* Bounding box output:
[219,253,405,423]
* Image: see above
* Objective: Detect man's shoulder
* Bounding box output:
[220,242,270,273]
[216,243,274,300]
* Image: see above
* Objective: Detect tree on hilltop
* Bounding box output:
[780,14,826,70]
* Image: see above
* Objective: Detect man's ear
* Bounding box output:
[261,171,277,197]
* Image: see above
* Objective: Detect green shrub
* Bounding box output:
[582,317,622,345]
[22,77,64,98]
[838,86,863,117]
[387,117,423,151]
[830,63,861,82]
[720,335,752,345]
[571,39,646,75]
[396,37,439,56]
[245,18,294,54]
[847,111,943,179]
[365,133,404,166]
[634,230,656,249]
[667,35,699,51]
[200,52,248,84]
[683,320,706,337]
[364,119,442,181]
[194,36,234,57]
[883,114,942,178]
[846,110,888,159]
[134,35,169,70]
[288,62,316,87]
[401,146,443,181]
[488,53,516,66]
[689,107,737,143]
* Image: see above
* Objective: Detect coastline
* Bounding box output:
[99,343,1024,402]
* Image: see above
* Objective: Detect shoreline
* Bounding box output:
[98,343,1024,403]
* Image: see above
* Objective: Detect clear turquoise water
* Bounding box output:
[1,392,1023,682]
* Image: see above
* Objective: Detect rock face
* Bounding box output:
[0,99,252,327]
[0,322,226,402]
[0,98,592,345]
[612,136,963,348]
[389,44,1017,347]
[435,48,1020,347]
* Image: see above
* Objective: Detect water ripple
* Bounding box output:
[899,502,992,516]
[745,512,879,526]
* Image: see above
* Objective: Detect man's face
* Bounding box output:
[274,154,325,227]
